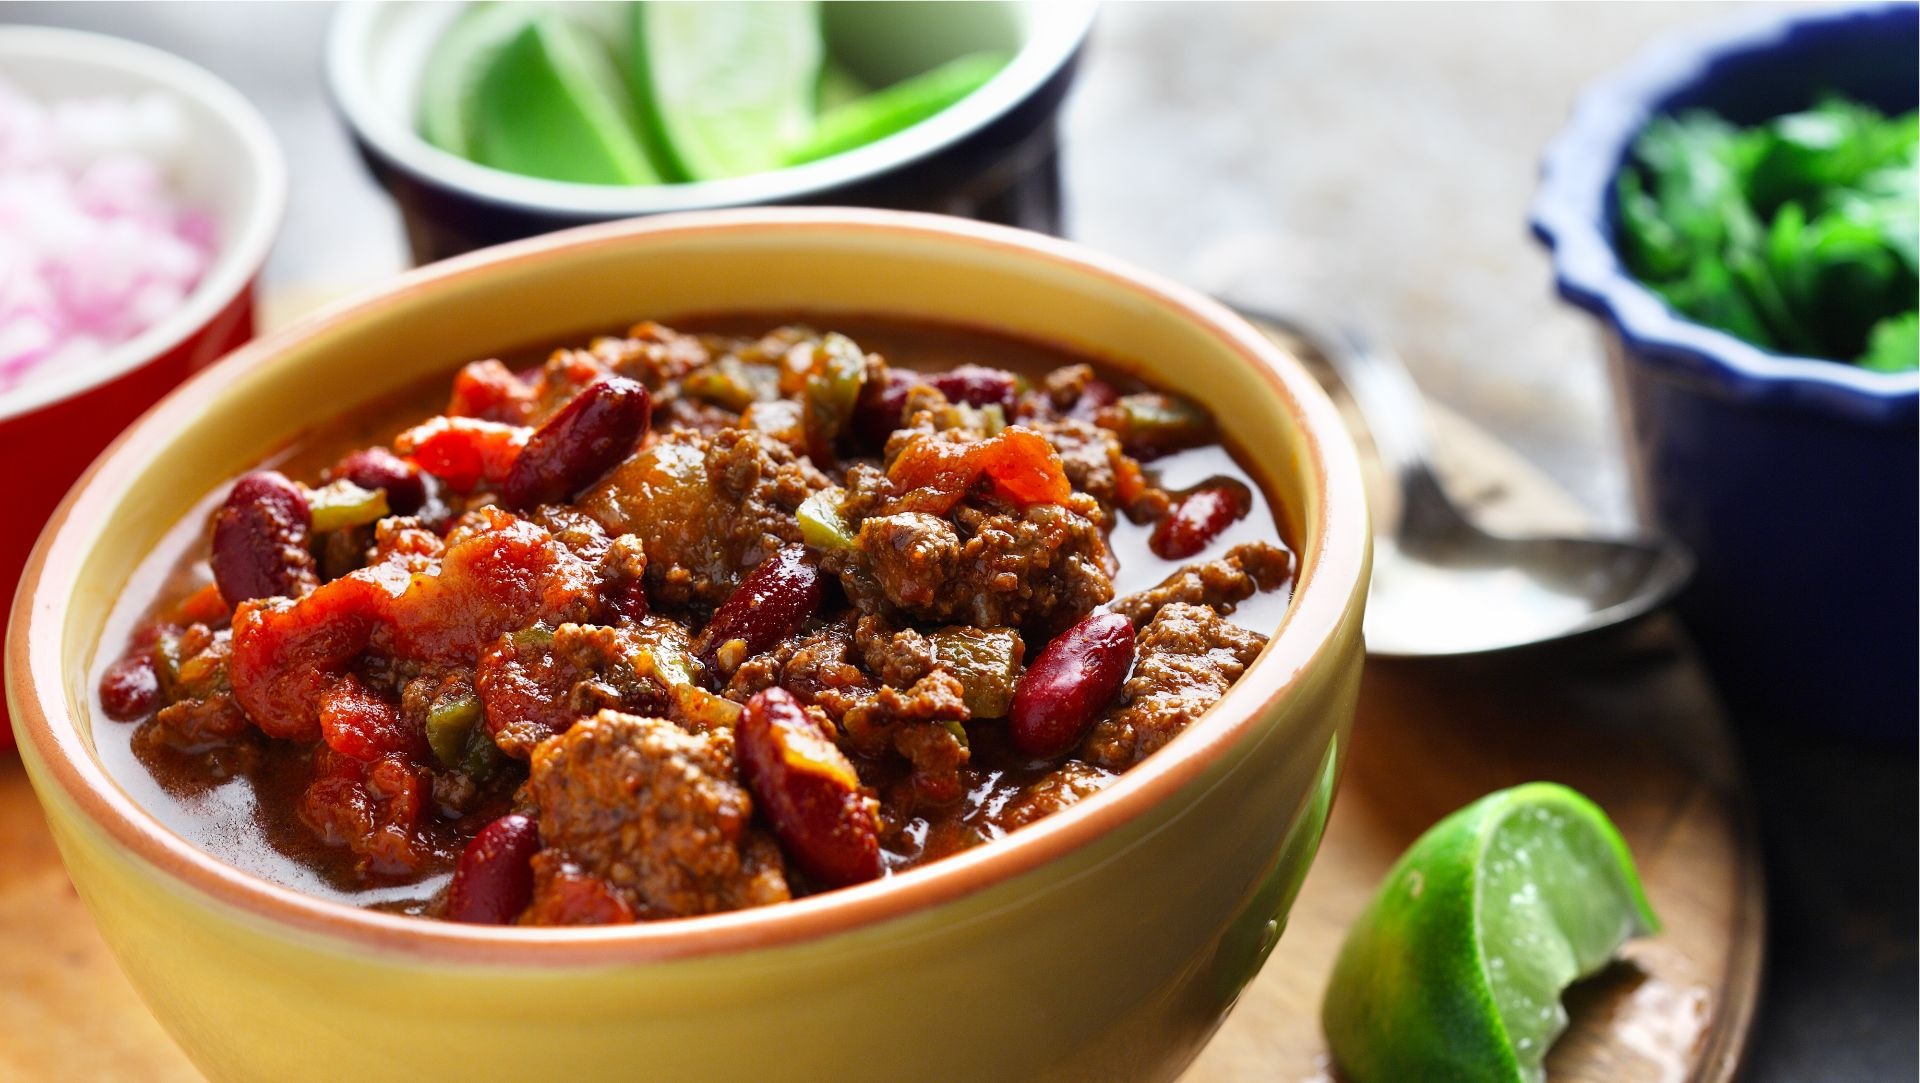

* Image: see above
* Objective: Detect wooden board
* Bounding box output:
[1183,325,1764,1082]
[1181,617,1763,1083]
[0,318,1761,1082]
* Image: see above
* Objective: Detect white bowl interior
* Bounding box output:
[328,0,1091,215]
[0,27,285,421]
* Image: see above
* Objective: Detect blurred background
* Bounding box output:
[0,3,1910,1080]
[1,2,1752,525]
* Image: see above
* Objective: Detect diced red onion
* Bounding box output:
[0,79,214,395]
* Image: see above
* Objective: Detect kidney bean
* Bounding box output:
[851,369,921,451]
[211,471,319,607]
[446,814,542,924]
[333,447,427,515]
[1008,611,1136,759]
[699,545,822,670]
[1149,481,1253,560]
[603,576,649,622]
[927,365,1019,411]
[99,649,160,721]
[502,376,651,508]
[1064,376,1118,422]
[738,688,881,888]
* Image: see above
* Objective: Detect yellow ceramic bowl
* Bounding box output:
[8,209,1369,1083]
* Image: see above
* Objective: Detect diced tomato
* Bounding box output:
[172,582,231,626]
[318,674,418,762]
[448,359,536,424]
[228,568,400,741]
[522,854,636,926]
[395,416,530,493]
[980,428,1074,507]
[297,753,428,876]
[888,426,1072,515]
[378,515,596,664]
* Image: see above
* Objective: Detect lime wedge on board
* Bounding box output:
[470,10,661,185]
[784,51,1007,166]
[1322,782,1659,1083]
[630,1,825,181]
[418,2,536,158]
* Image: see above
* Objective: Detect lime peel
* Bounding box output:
[631,0,825,181]
[1323,782,1658,1083]
[417,2,537,158]
[784,51,1009,166]
[471,11,662,186]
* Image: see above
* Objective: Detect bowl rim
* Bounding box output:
[1528,1,1919,424]
[0,25,288,423]
[8,207,1369,967]
[324,0,1096,217]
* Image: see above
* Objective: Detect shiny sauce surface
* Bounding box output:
[92,315,1296,914]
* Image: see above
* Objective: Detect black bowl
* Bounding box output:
[326,1,1094,264]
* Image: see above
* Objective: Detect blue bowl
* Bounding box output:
[1531,3,1919,741]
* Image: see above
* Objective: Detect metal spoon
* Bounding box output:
[1256,312,1693,658]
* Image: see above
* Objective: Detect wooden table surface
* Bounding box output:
[1,4,1908,1077]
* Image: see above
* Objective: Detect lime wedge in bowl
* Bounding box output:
[785,51,1008,166]
[630,1,824,181]
[816,60,871,113]
[1323,782,1659,1083]
[418,2,535,158]
[470,10,661,186]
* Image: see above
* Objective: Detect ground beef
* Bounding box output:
[475,623,672,759]
[149,693,250,752]
[370,517,444,570]
[1041,363,1097,411]
[722,620,873,721]
[777,622,873,719]
[581,428,828,609]
[1112,541,1294,628]
[842,671,969,754]
[654,396,740,436]
[854,615,937,688]
[842,671,972,806]
[835,500,1115,632]
[528,710,791,918]
[1028,416,1139,515]
[1081,603,1269,770]
[993,761,1115,831]
[531,506,612,565]
[835,462,896,523]
[589,321,715,395]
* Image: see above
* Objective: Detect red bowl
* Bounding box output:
[0,28,285,749]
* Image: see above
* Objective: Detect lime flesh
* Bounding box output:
[1322,783,1659,1083]
[784,51,1007,166]
[470,11,661,186]
[630,1,824,181]
[418,3,537,158]
[816,60,871,113]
